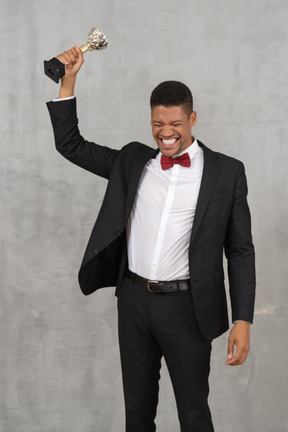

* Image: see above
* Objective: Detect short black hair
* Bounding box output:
[150,81,193,117]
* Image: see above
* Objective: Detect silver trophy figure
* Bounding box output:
[80,27,108,53]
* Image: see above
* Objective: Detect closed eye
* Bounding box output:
[152,122,183,127]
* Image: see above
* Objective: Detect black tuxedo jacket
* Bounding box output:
[47,98,256,341]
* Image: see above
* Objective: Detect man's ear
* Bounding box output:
[189,111,197,127]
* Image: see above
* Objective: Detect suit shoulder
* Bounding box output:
[121,141,157,156]
[215,151,244,168]
[199,141,245,169]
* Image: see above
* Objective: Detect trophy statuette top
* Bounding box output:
[44,27,108,83]
[80,27,108,53]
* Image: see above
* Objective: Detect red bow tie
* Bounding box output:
[160,153,191,170]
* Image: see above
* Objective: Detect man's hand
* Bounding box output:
[56,45,84,98]
[226,321,251,366]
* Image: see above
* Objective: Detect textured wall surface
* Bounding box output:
[1,0,288,431]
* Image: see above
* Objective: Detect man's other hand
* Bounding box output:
[226,321,251,366]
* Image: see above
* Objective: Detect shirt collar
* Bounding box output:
[177,137,199,162]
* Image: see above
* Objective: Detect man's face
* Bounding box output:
[150,105,197,157]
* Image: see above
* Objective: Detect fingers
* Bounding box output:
[226,337,234,364]
[57,47,77,67]
[74,44,83,58]
[57,45,83,68]
[225,344,249,366]
[225,322,250,366]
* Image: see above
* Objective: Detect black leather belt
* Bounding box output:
[127,270,191,293]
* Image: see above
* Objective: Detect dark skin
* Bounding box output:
[55,45,252,367]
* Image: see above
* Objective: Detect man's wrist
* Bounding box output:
[58,76,76,99]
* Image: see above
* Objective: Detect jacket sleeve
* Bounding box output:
[224,162,256,323]
[46,98,119,179]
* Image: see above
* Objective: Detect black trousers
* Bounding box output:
[117,272,214,432]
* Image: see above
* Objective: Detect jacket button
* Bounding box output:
[93,249,99,254]
[115,231,122,237]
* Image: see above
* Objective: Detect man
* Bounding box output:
[47,45,256,432]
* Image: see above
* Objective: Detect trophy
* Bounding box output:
[44,27,108,83]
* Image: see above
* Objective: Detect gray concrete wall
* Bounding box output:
[1,0,287,431]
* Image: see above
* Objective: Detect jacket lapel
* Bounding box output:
[126,146,159,220]
[189,141,221,246]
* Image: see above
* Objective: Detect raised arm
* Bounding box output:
[46,45,118,179]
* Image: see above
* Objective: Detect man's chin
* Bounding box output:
[159,147,181,157]
[158,143,178,156]
[161,150,177,157]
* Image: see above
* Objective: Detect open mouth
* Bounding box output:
[160,138,179,146]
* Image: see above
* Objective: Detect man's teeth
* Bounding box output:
[162,138,177,145]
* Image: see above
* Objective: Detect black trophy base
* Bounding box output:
[44,57,65,83]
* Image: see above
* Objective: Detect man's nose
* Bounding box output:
[161,125,174,136]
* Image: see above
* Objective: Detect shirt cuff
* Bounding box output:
[52,96,75,102]
[233,320,252,324]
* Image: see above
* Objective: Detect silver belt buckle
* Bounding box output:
[146,280,159,292]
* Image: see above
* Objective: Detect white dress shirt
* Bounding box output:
[127,139,204,281]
